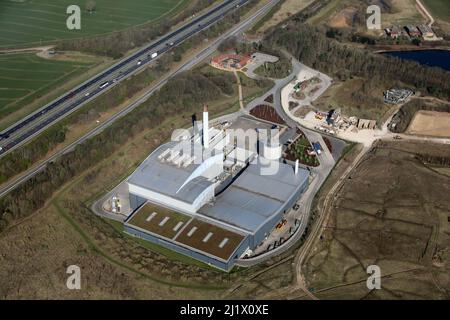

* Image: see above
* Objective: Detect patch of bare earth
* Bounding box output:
[303,141,450,299]
[406,110,450,137]
[328,7,357,28]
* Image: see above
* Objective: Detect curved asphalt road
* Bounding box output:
[236,56,336,266]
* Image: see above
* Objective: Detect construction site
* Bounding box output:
[384,88,414,105]
[279,63,384,141]
[277,61,423,148]
[293,77,323,101]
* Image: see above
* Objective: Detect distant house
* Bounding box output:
[405,25,421,37]
[386,26,402,39]
[417,24,434,39]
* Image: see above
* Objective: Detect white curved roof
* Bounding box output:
[127,142,214,204]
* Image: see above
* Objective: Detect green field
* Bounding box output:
[0,0,187,48]
[422,0,450,21]
[0,53,97,118]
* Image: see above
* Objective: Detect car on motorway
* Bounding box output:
[0,0,249,157]
[85,92,90,97]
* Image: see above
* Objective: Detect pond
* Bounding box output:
[383,50,450,71]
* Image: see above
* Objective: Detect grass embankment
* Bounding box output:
[422,0,450,21]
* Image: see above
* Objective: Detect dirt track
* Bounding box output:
[302,141,450,299]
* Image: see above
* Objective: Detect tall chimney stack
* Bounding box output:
[191,113,197,134]
[203,104,209,148]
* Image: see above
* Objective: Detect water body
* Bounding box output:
[383,50,450,71]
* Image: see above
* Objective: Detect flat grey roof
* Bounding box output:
[199,160,309,233]
[127,142,213,204]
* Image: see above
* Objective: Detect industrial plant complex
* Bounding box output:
[103,106,310,271]
[1,0,450,302]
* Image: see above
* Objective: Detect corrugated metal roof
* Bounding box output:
[127,142,213,204]
[199,160,309,233]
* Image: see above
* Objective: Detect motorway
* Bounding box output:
[0,0,281,198]
[0,0,253,157]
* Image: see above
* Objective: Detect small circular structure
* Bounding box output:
[261,141,282,160]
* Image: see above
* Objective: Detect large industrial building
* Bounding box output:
[123,106,310,271]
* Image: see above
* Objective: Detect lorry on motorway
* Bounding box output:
[99,81,109,89]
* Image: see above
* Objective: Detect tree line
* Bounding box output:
[57,0,216,58]
[0,0,261,189]
[0,67,157,184]
[0,69,236,232]
[261,23,450,100]
[57,0,258,58]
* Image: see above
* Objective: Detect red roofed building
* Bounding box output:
[406,25,421,37]
[210,54,252,71]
